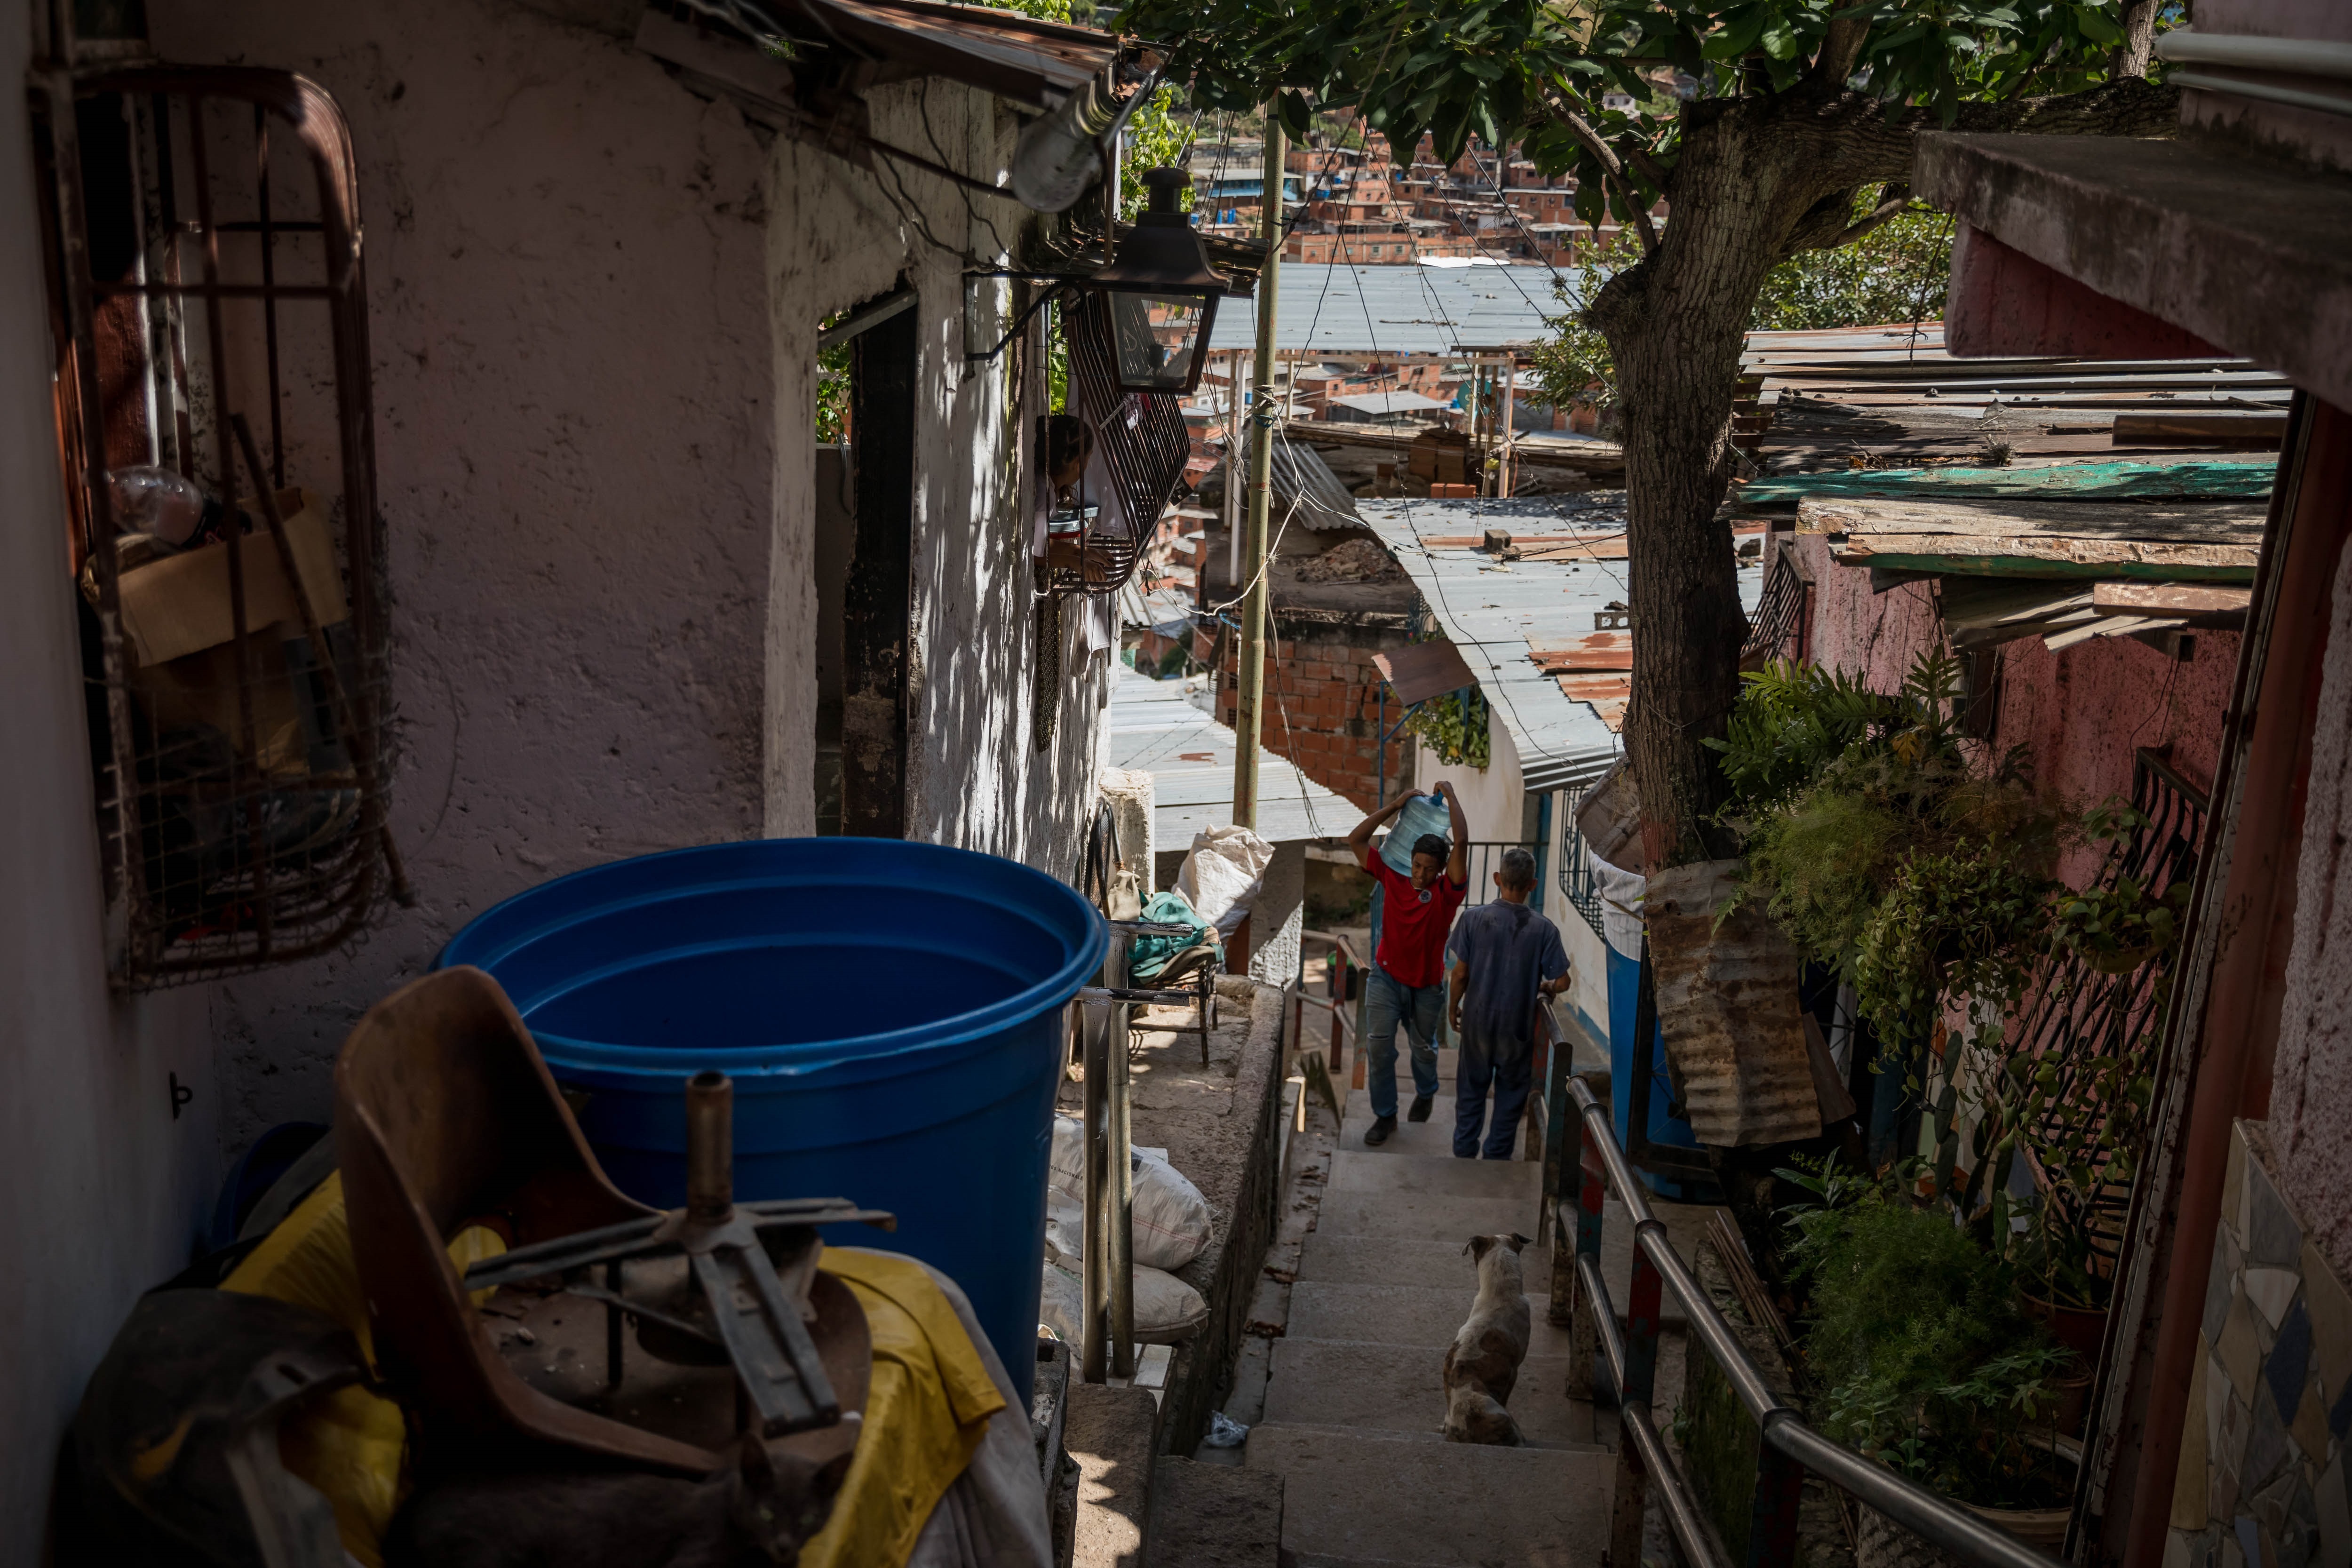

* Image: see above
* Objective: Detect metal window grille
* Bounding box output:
[1550,783,1608,940]
[37,64,401,990]
[2010,747,2208,1277]
[1056,288,1191,599]
[1740,537,1807,664]
[1456,841,1541,910]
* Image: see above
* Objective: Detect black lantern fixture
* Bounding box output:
[1088,167,1228,397]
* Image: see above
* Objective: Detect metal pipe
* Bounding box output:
[2167,69,2352,120]
[1107,936,1136,1378]
[685,1071,735,1222]
[2155,30,2352,81]
[1624,1402,1729,1568]
[1561,1075,2072,1568]
[1767,1424,2060,1568]
[1080,996,1110,1383]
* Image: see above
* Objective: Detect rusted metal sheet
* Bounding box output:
[1372,638,1478,706]
[1645,860,1822,1147]
[1528,631,1633,673]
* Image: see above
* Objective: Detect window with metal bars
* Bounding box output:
[2011,747,2207,1284]
[1740,534,1811,668]
[34,63,402,991]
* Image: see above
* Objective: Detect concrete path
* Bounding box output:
[1242,1089,1616,1568]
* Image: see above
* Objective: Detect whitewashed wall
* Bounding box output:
[0,15,221,1563]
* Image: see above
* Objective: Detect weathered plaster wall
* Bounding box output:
[1796,533,2241,888]
[142,0,780,1147]
[0,16,222,1560]
[2267,530,2352,1282]
[764,82,1103,880]
[1414,720,1529,847]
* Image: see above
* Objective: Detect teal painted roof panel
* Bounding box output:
[1731,459,2277,513]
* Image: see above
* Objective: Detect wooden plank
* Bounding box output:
[2111,412,2287,446]
[1832,534,2258,582]
[1733,458,2275,513]
[2090,581,2253,615]
[1797,494,2269,543]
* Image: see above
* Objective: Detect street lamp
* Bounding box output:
[1088,167,1228,397]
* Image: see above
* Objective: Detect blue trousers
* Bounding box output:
[1455,1019,1534,1159]
[1362,967,1442,1119]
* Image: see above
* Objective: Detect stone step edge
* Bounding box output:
[1244,1418,1611,1457]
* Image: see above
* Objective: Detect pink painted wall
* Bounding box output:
[2265,528,2352,1280]
[1795,533,2240,889]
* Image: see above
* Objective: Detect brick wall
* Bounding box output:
[1216,618,1416,813]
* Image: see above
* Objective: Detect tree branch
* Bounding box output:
[1827,182,1911,247]
[1546,97,1660,254]
[2110,0,2160,79]
[1808,15,1868,89]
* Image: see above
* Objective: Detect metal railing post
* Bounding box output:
[1080,994,1110,1384]
[1611,1217,1665,1568]
[1107,937,1136,1379]
[1747,1429,1807,1568]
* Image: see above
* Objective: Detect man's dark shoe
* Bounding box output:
[1363,1115,1398,1146]
[1407,1095,1434,1122]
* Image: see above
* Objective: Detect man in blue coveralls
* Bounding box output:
[1446,847,1571,1159]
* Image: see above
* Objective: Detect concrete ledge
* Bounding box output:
[1069,1382,1163,1568]
[1156,981,1289,1457]
[1915,130,2352,410]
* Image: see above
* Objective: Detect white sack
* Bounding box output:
[1176,824,1276,936]
[1048,1114,1213,1271]
[1038,1260,1209,1345]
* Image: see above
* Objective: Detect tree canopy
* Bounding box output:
[1124,0,2162,247]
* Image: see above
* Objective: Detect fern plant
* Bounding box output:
[1780,1164,2075,1511]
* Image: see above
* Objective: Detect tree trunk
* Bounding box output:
[1582,80,2178,872]
[1589,99,1832,869]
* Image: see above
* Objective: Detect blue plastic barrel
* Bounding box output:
[438,838,1106,1400]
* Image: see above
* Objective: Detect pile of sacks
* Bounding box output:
[1037,1114,1213,1345]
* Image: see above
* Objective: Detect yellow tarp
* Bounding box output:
[219,1173,505,1568]
[799,1247,1008,1568]
[220,1191,996,1568]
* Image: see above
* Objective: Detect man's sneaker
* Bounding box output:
[1407,1095,1434,1123]
[1363,1114,1398,1147]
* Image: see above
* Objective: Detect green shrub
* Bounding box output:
[1784,1170,2074,1509]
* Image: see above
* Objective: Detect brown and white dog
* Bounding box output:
[1442,1232,1533,1445]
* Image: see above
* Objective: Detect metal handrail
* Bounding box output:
[1563,1076,2067,1568]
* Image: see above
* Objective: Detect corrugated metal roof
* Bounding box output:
[1331,390,1454,415]
[1106,668,1357,846]
[1209,263,1559,355]
[1237,428,1364,531]
[1356,493,1767,790]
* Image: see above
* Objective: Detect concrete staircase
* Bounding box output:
[1241,1082,1617,1568]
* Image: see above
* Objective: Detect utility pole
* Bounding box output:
[1232,120,1283,831]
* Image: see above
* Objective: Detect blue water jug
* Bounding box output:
[1379,792,1454,875]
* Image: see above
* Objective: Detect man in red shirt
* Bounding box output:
[1346,781,1469,1146]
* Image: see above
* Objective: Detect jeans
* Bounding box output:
[1455,1019,1534,1159]
[1362,967,1443,1119]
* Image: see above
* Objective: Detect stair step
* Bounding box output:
[1314,1189,1543,1247]
[1263,1338,1598,1447]
[1287,1282,1576,1357]
[1149,1455,1286,1568]
[1245,1421,1612,1568]
[1296,1234,1557,1290]
[1328,1148,1542,1200]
